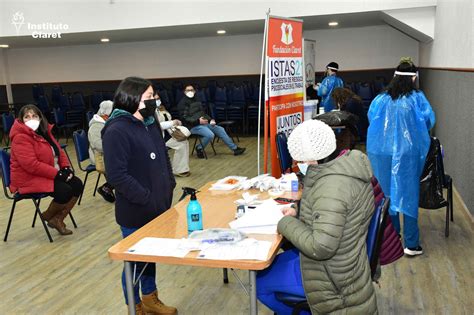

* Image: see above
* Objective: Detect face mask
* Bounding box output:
[138,99,157,119]
[185,91,195,98]
[297,163,309,176]
[155,99,161,107]
[25,119,40,131]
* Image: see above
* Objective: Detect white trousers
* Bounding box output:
[166,138,190,174]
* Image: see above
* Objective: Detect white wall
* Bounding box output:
[420,0,473,67]
[5,25,419,84]
[0,0,436,36]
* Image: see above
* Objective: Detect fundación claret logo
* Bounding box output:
[280,23,293,45]
[11,11,69,39]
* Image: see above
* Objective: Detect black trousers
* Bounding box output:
[52,176,83,204]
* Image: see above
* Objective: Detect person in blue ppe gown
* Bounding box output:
[367,58,435,257]
[315,62,344,112]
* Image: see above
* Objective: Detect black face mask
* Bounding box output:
[139,99,157,119]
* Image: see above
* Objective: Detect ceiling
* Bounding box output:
[0,11,385,49]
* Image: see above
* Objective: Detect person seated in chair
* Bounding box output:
[9,104,83,235]
[256,120,377,315]
[177,84,245,159]
[88,100,116,202]
[154,91,191,177]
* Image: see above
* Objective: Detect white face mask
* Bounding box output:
[25,119,40,131]
[297,163,309,176]
[155,99,162,107]
[185,91,195,98]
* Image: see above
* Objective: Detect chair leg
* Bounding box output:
[78,171,90,205]
[4,200,18,242]
[63,148,75,173]
[448,178,453,222]
[210,140,217,155]
[223,268,229,284]
[69,212,78,228]
[31,198,42,227]
[34,199,53,243]
[191,137,198,156]
[93,173,101,196]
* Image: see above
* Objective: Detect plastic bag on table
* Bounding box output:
[188,228,246,244]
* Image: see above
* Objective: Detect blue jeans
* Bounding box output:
[257,249,310,315]
[120,226,157,305]
[191,124,237,151]
[390,213,420,248]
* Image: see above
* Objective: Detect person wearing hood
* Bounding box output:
[154,90,191,177]
[256,120,377,315]
[88,100,115,202]
[367,58,435,257]
[9,104,83,235]
[315,62,344,113]
[177,84,245,159]
[102,76,177,315]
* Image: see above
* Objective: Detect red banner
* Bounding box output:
[264,16,304,177]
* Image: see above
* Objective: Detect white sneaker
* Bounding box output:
[404,246,423,256]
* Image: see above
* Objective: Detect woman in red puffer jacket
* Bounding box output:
[9,104,83,235]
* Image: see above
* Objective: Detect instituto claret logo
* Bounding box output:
[280,23,293,45]
[11,12,69,39]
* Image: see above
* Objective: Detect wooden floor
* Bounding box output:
[0,137,473,315]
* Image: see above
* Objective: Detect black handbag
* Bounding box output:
[419,137,447,209]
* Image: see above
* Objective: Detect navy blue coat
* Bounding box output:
[102,113,176,228]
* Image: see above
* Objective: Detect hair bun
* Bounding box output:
[399,57,413,65]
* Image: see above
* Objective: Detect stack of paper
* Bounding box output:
[228,199,286,234]
[197,238,272,261]
[126,237,192,258]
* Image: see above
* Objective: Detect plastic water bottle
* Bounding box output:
[186,190,203,234]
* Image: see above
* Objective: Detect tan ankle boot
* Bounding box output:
[129,302,145,315]
[142,290,177,315]
[42,201,65,221]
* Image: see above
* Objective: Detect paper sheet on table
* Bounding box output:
[228,199,286,234]
[197,238,272,261]
[126,237,193,258]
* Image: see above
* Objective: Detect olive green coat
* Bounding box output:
[278,150,377,314]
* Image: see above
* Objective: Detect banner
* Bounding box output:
[264,16,304,178]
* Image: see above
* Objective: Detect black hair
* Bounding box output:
[18,104,59,156]
[385,61,418,100]
[183,85,195,91]
[113,76,152,114]
[18,104,49,135]
[317,149,340,164]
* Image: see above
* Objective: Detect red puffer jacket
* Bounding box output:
[9,120,70,194]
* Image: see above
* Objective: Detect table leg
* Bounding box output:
[249,270,257,315]
[124,261,136,315]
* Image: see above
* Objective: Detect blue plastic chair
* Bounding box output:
[71,93,86,111]
[86,111,94,124]
[53,108,79,143]
[1,149,77,242]
[72,130,101,205]
[228,86,246,131]
[91,92,104,112]
[274,196,390,314]
[275,132,292,174]
[32,84,44,102]
[51,86,63,106]
[2,113,15,146]
[213,87,228,121]
[37,95,51,116]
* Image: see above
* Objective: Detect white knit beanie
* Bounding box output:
[287,120,336,162]
[98,100,113,116]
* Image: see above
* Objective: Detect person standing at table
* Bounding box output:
[315,61,344,112]
[367,58,435,256]
[102,77,177,315]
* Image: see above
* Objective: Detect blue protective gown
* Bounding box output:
[317,75,344,112]
[367,91,435,219]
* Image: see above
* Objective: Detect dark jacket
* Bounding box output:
[177,96,211,128]
[278,150,377,314]
[102,110,176,228]
[10,120,69,194]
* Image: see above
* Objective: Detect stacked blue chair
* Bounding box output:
[275,132,292,174]
[37,95,51,118]
[58,94,71,111]
[51,86,63,106]
[71,92,86,111]
[213,87,228,122]
[1,112,15,145]
[228,85,246,132]
[32,84,44,102]
[52,108,79,143]
[207,80,218,102]
[91,92,104,112]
